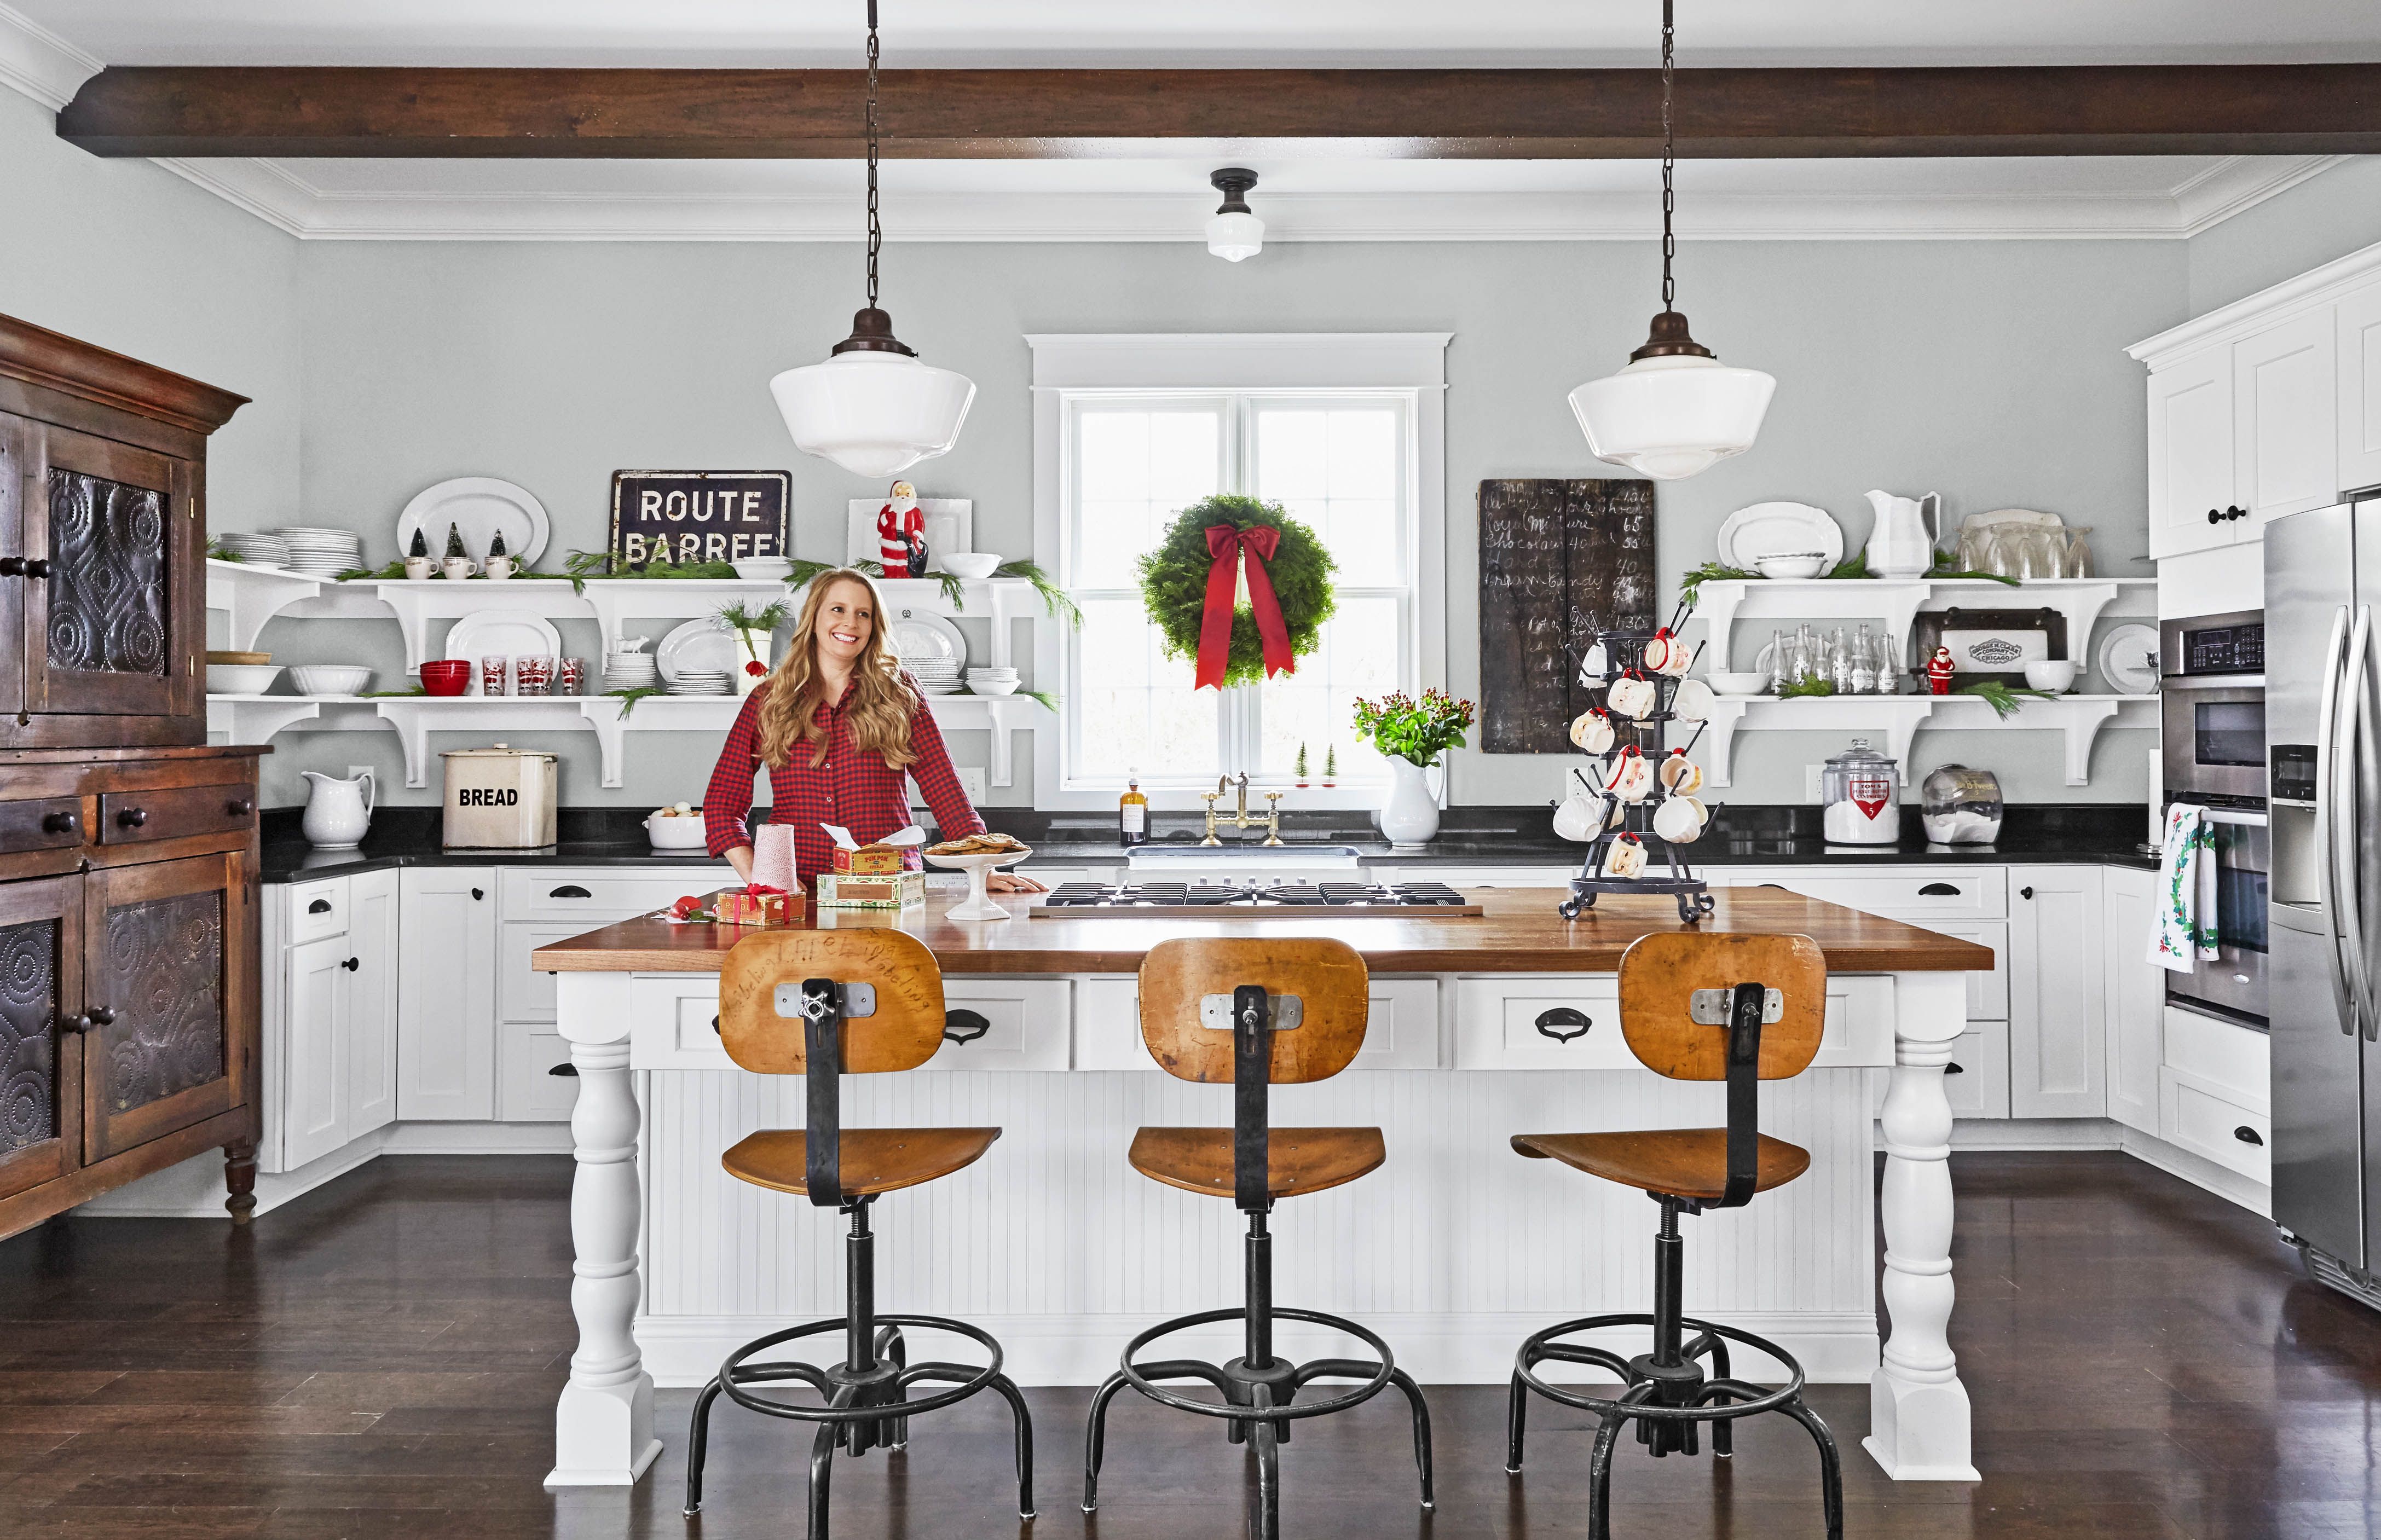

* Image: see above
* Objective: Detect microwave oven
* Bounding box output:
[2160,609,2265,806]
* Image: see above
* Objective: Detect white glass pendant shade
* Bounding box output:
[1569,351,1776,482]
[1206,209,1265,263]
[770,340,976,480]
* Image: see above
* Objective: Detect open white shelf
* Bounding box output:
[1686,692,2158,789]
[1691,576,2157,681]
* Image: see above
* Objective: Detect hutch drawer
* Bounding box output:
[98,782,256,846]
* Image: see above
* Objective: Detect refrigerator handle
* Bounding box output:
[2316,604,2356,1035]
[2337,605,2377,1039]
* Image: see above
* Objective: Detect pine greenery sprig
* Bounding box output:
[1957,679,2056,719]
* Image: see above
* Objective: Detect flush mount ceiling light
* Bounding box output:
[768,0,975,479]
[1206,168,1265,262]
[1568,0,1775,481]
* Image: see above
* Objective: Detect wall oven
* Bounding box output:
[2160,609,2268,1026]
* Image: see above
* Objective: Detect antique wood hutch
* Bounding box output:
[0,312,263,1240]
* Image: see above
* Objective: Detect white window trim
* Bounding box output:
[1030,333,1450,813]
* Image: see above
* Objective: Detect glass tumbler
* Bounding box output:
[515,655,555,697]
[557,658,585,696]
[478,655,511,697]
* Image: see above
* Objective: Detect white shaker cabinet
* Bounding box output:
[281,935,352,1170]
[2340,278,2381,493]
[346,870,401,1136]
[2100,866,2164,1136]
[396,867,499,1121]
[268,870,401,1172]
[2008,866,2108,1119]
[2235,309,2340,531]
[2145,349,2240,559]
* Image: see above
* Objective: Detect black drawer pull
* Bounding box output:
[943,1009,991,1045]
[341,957,360,972]
[711,1014,720,1035]
[226,798,254,817]
[41,810,74,834]
[117,807,147,829]
[1945,1062,1964,1075]
[2207,507,2223,525]
[59,1013,91,1035]
[307,898,333,914]
[471,887,485,901]
[548,1062,579,1078]
[0,557,20,576]
[1918,883,1959,897]
[2234,1125,2263,1147]
[89,1006,115,1027]
[550,884,593,899]
[1535,1006,1593,1044]
[21,558,47,579]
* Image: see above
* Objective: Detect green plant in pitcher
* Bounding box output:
[1351,689,1475,769]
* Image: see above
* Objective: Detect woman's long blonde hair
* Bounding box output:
[754,568,920,771]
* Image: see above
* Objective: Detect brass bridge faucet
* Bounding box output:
[1201,773,1285,847]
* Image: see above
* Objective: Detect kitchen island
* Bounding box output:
[534,887,1991,1489]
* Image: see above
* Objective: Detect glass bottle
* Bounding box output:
[1873,627,1902,693]
[1795,623,1821,684]
[1118,773,1148,847]
[1829,628,1854,692]
[1850,623,1877,694]
[1766,628,1791,694]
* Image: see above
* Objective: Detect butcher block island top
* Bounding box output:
[531,885,1994,975]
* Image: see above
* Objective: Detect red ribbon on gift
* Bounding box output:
[1195,524,1296,691]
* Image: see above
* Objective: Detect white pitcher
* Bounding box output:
[1862,489,1941,579]
[301,768,374,849]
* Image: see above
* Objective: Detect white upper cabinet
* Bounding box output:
[2340,279,2381,494]
[2146,351,2239,559]
[2235,309,2338,529]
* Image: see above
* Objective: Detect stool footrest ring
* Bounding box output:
[1515,1313,1805,1421]
[719,1313,1003,1422]
[1119,1306,1394,1422]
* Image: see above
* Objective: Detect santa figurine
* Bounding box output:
[876,480,929,577]
[1925,644,1957,696]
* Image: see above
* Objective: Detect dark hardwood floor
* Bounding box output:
[0,1151,2374,1538]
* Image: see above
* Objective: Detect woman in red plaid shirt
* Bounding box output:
[703,568,1043,891]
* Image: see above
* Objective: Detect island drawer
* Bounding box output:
[500,867,721,922]
[504,919,644,1023]
[1724,867,2008,920]
[1452,974,1889,1070]
[630,974,1071,1072]
[1075,977,1441,1072]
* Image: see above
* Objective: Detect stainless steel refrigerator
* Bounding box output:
[2268,495,2381,1304]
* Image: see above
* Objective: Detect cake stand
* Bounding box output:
[925,845,1033,921]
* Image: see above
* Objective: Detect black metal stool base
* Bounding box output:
[1083,1304,1434,1537]
[1507,1311,1843,1540]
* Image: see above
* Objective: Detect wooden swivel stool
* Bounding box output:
[683,930,1033,1537]
[1082,937,1433,1540]
[1507,931,1844,1540]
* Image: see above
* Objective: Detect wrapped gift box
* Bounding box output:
[815,871,926,910]
[712,889,797,927]
[824,822,926,874]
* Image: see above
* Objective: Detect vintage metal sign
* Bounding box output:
[607,471,790,568]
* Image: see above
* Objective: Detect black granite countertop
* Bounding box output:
[258,803,2158,882]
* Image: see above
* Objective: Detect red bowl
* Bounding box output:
[420,660,471,697]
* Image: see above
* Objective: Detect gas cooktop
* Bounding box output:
[1032,879,1483,918]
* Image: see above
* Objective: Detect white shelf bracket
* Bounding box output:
[206,696,323,745]
[1692,582,1747,670]
[579,699,630,790]
[374,701,434,788]
[2059,698,2123,786]
[1692,698,1749,790]
[205,561,328,653]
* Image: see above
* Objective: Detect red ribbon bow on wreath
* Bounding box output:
[1195,524,1297,691]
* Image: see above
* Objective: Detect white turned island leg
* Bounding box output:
[1865,970,1980,1481]
[546,974,662,1488]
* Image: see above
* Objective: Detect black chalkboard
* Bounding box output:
[1477,478,1656,754]
[608,471,791,569]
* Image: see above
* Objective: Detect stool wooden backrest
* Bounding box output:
[719,929,947,1075]
[1139,937,1369,1084]
[1617,932,1826,1081]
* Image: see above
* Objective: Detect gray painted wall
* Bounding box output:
[2187,156,2381,316]
[279,235,2182,810]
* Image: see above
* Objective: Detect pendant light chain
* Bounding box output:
[865,0,882,310]
[1659,0,1676,312]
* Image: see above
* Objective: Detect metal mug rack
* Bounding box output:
[1563,617,1719,925]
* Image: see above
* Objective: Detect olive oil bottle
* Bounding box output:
[1118,774,1148,847]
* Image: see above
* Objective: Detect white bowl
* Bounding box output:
[940,553,1002,580]
[645,812,709,849]
[2023,659,2079,693]
[1707,670,1769,695]
[1752,552,1830,580]
[287,664,373,697]
[968,679,1021,696]
[206,663,281,694]
[733,558,794,581]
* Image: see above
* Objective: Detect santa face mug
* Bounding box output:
[1607,674,1660,720]
[1658,750,1706,795]
[1569,708,1616,754]
[1605,835,1649,878]
[1643,627,1693,677]
[1606,747,1655,802]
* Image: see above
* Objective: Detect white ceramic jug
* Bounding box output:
[1862,489,1941,579]
[301,768,374,849]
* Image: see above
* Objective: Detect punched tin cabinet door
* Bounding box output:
[0,873,82,1202]
[24,422,198,720]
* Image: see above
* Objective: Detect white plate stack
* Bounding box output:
[965,667,1020,697]
[666,670,733,697]
[908,657,964,696]
[269,526,362,577]
[212,532,290,567]
[603,652,661,695]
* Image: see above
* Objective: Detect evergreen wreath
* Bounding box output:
[1136,495,1337,687]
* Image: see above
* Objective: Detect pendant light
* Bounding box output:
[769,0,975,479]
[1206,169,1264,263]
[1568,0,1774,481]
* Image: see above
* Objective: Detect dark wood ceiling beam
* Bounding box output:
[56,63,2381,160]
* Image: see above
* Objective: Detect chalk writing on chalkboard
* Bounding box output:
[1477,478,1656,754]
[608,471,791,569]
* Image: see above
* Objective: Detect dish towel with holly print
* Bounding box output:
[2148,802,2219,972]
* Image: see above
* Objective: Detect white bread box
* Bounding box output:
[441,744,559,848]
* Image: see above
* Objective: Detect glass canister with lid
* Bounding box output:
[1920,763,2004,844]
[1819,738,1901,845]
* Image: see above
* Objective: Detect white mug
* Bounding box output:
[1605,836,1648,878]
[1607,675,1659,720]
[1606,750,1654,802]
[402,555,436,582]
[484,555,516,581]
[440,555,479,582]
[1658,752,1705,795]
[1671,678,1715,722]
[1644,629,1692,677]
[1653,795,1708,844]
[1569,708,1615,754]
[1552,785,1602,842]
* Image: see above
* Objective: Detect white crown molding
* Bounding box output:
[141,153,2357,245]
[0,1,100,111]
[2129,229,2381,364]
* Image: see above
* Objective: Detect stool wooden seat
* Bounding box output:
[1506,931,1844,1540]
[1085,937,1432,1540]
[1129,1126,1385,1200]
[1510,1129,1809,1201]
[725,1127,1003,1198]
[684,929,1033,1538]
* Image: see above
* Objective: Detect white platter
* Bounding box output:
[444,610,562,693]
[656,618,744,682]
[888,607,967,673]
[1717,502,1843,570]
[2097,622,2162,696]
[398,477,551,566]
[845,498,973,567]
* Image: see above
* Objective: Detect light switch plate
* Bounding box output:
[1805,764,1825,802]
[957,766,986,803]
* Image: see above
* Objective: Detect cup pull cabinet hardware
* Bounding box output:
[41,810,74,834]
[307,898,333,914]
[1918,882,1960,897]
[550,884,593,899]
[341,957,360,972]
[943,1009,991,1046]
[116,807,147,829]
[2235,1126,2264,1147]
[548,1062,579,1078]
[1945,1062,1965,1074]
[1535,1006,1593,1043]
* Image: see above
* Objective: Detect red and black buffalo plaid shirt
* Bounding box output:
[702,673,984,882]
